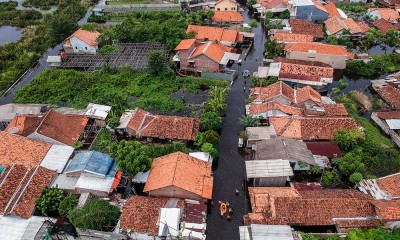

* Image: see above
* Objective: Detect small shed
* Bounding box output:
[245,159,293,187]
[65,151,117,177]
[255,66,270,79]
[246,126,277,148]
[40,145,74,173]
[239,224,294,240]
[85,103,111,121]
[46,56,61,67]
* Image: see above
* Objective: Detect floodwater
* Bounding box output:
[0,26,22,45]
[0,0,57,14]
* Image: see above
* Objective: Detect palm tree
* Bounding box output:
[239,115,259,127]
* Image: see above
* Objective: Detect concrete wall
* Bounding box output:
[201,71,238,81]
[286,51,348,69]
[295,5,328,21]
[147,185,204,200]
[216,0,237,11]
[70,37,97,54]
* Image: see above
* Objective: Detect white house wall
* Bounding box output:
[70,37,97,54]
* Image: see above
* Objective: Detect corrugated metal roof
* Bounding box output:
[75,173,114,193]
[0,215,56,240]
[40,145,74,173]
[65,151,116,177]
[0,104,47,122]
[247,127,276,141]
[51,174,79,190]
[245,159,293,178]
[158,208,181,237]
[386,119,400,129]
[250,224,294,240]
[85,103,111,120]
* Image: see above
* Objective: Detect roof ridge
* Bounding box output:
[171,152,182,188]
[3,166,31,215]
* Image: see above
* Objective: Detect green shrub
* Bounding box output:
[321,170,341,187]
[59,194,78,216]
[200,111,223,131]
[35,187,64,216]
[349,172,363,183]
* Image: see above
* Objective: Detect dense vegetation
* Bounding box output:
[0,0,86,95]
[302,228,400,240]
[13,68,228,114]
[335,2,369,18]
[346,53,400,77]
[326,35,353,51]
[35,187,78,217]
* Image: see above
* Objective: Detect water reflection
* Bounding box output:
[0,26,23,45]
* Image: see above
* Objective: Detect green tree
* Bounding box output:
[201,142,218,159]
[35,187,64,216]
[250,20,258,28]
[246,0,257,9]
[310,165,321,174]
[195,130,220,147]
[239,115,259,127]
[207,87,228,114]
[349,172,363,183]
[68,199,120,231]
[110,140,152,176]
[279,9,291,19]
[321,170,341,187]
[59,193,78,216]
[333,128,363,151]
[200,111,223,131]
[335,150,365,176]
[50,14,78,44]
[148,50,168,75]
[264,40,284,58]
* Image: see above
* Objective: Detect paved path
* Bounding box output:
[206,10,265,240]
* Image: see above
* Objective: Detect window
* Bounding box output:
[75,47,77,49]
[231,7,235,10]
[225,8,228,10]
[85,47,88,50]
[217,8,220,11]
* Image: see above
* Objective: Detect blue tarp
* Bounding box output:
[65,151,116,177]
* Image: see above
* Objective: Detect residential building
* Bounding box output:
[284,42,355,69]
[378,0,400,8]
[324,2,347,18]
[117,108,200,142]
[52,150,119,197]
[269,58,334,86]
[0,216,56,240]
[289,0,329,22]
[243,188,380,233]
[269,115,359,140]
[358,172,400,200]
[246,101,303,118]
[63,29,101,54]
[0,103,48,128]
[371,76,400,109]
[254,0,289,16]
[372,18,399,33]
[215,0,239,11]
[186,25,244,46]
[373,200,400,229]
[173,39,240,73]
[368,8,399,22]
[250,81,295,104]
[325,17,368,36]
[245,159,294,187]
[305,141,342,159]
[272,32,314,43]
[371,111,400,147]
[212,11,244,23]
[245,126,277,147]
[288,19,324,38]
[144,152,213,200]
[189,152,213,163]
[239,224,298,240]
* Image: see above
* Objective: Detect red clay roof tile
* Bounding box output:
[66,29,100,47]
[4,114,42,136]
[212,11,244,23]
[284,42,355,59]
[272,33,314,43]
[377,173,400,198]
[187,25,242,44]
[174,39,196,51]
[373,200,400,221]
[289,19,324,38]
[324,2,341,18]
[372,18,399,33]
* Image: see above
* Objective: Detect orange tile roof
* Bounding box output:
[144,152,213,199]
[174,39,196,51]
[4,114,42,136]
[216,0,240,5]
[270,116,358,140]
[372,18,398,33]
[373,200,400,221]
[272,33,314,43]
[285,42,355,59]
[279,60,334,82]
[296,86,322,106]
[120,196,184,235]
[190,41,232,63]
[212,11,244,23]
[127,108,199,141]
[312,0,327,13]
[370,8,399,22]
[325,17,347,35]
[249,187,301,213]
[187,25,241,44]
[324,2,341,17]
[250,81,295,103]
[248,101,303,115]
[377,173,400,198]
[356,20,371,33]
[66,29,100,47]
[257,0,288,9]
[343,18,364,34]
[375,84,400,109]
[289,19,324,38]
[35,109,89,145]
[322,104,348,116]
[0,132,51,168]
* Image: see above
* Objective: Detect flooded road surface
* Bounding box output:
[0,26,22,45]
[206,8,264,240]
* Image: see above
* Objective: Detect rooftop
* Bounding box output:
[4,115,42,136]
[247,101,303,115]
[373,200,400,221]
[374,83,400,109]
[174,39,196,51]
[369,8,399,22]
[305,141,342,159]
[289,19,324,38]
[245,159,294,178]
[66,29,100,47]
[377,173,400,199]
[324,2,341,18]
[190,41,233,63]
[278,58,334,82]
[187,25,243,44]
[212,11,244,23]
[372,18,399,33]
[0,104,47,122]
[65,151,117,177]
[144,152,213,199]
[325,17,364,35]
[285,42,355,59]
[296,85,323,106]
[250,81,295,103]
[272,33,314,43]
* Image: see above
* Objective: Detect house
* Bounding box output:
[371,76,400,109]
[368,8,399,22]
[373,200,400,229]
[371,111,400,147]
[63,29,101,54]
[269,58,334,86]
[85,103,112,122]
[243,188,380,233]
[144,152,213,200]
[254,137,319,170]
[0,164,57,219]
[0,103,48,127]
[245,126,277,148]
[212,11,244,23]
[284,42,355,69]
[305,141,342,159]
[246,101,303,118]
[325,17,368,36]
[254,0,289,15]
[245,159,294,187]
[174,39,240,73]
[239,224,298,240]
[186,25,244,46]
[358,172,400,200]
[372,18,399,33]
[0,216,56,240]
[289,0,329,22]
[271,32,314,43]
[324,2,347,19]
[269,116,358,140]
[378,0,400,8]
[117,108,200,142]
[288,19,324,38]
[250,81,296,104]
[52,150,119,197]
[215,0,239,11]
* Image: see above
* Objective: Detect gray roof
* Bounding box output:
[40,145,74,173]
[245,159,293,178]
[0,215,56,240]
[246,127,277,141]
[255,137,316,165]
[239,224,294,240]
[0,104,47,122]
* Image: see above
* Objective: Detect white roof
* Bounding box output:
[0,104,47,122]
[85,103,112,120]
[292,0,313,6]
[257,66,270,78]
[132,171,149,183]
[46,56,61,63]
[337,8,348,18]
[158,208,181,237]
[40,145,74,173]
[51,174,79,190]
[0,215,56,240]
[220,52,241,65]
[117,110,134,129]
[253,224,294,240]
[386,119,400,129]
[239,32,255,38]
[246,159,293,178]
[75,173,114,193]
[189,152,213,163]
[268,62,281,77]
[246,127,276,141]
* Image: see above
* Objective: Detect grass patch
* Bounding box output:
[106,0,154,4]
